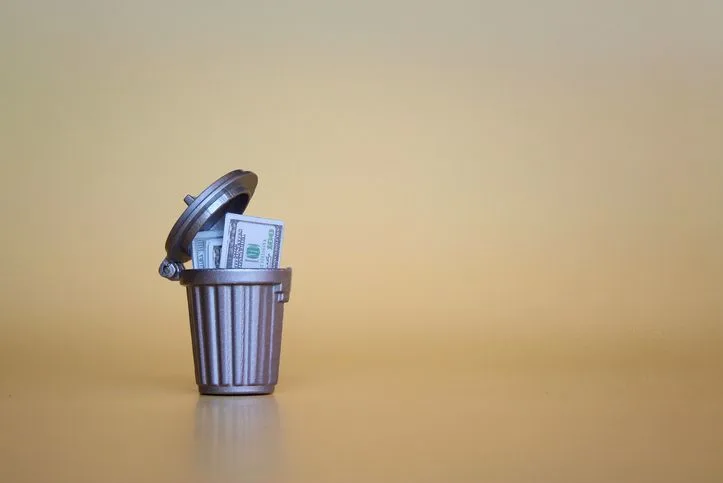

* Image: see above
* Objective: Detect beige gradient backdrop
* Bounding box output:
[1,1,722,482]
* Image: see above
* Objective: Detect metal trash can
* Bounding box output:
[159,170,292,395]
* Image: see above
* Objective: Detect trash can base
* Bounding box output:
[198,384,275,396]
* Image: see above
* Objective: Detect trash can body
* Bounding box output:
[180,268,292,395]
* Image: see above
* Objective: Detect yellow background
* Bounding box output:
[1,1,722,482]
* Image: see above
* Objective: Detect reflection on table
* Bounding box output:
[193,395,282,481]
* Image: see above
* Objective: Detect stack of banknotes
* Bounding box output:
[191,213,284,269]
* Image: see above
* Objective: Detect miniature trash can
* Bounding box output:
[182,269,291,395]
[159,170,292,395]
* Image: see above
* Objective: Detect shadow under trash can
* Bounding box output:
[159,170,292,395]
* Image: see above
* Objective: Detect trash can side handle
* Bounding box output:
[274,281,291,303]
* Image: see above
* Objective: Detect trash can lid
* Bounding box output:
[163,170,258,264]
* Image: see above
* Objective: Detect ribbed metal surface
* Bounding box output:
[186,282,285,392]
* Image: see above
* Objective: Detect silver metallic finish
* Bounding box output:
[158,258,184,281]
[197,384,275,395]
[163,170,258,265]
[161,170,293,395]
[181,268,292,395]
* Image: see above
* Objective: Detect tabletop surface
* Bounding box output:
[2,332,721,483]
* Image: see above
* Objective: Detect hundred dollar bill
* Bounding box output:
[206,237,224,269]
[191,230,224,269]
[219,213,284,269]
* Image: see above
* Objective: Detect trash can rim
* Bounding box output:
[180,267,292,286]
